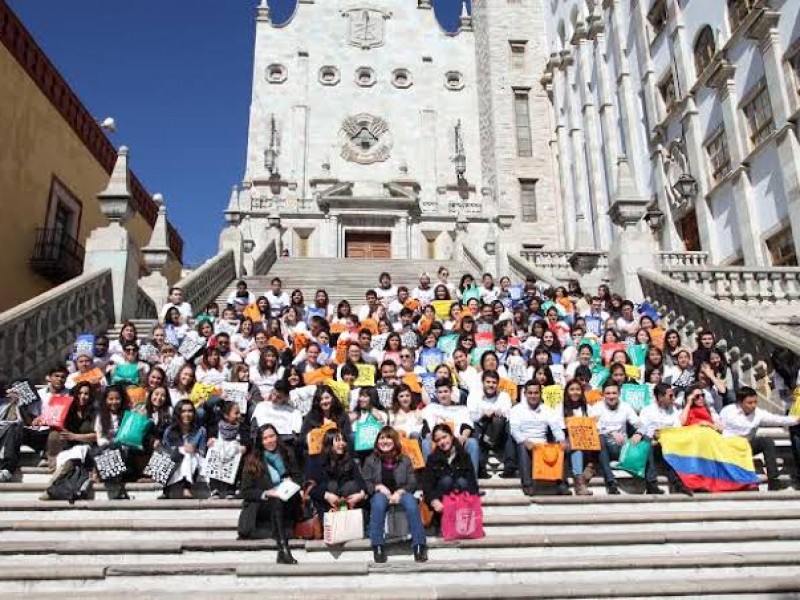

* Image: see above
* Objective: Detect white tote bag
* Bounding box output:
[323,508,364,545]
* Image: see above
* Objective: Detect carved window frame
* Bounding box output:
[444,71,464,91]
[355,66,376,88]
[391,68,413,89]
[266,64,288,84]
[319,66,341,86]
[44,176,82,239]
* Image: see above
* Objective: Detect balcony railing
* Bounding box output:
[29,228,85,283]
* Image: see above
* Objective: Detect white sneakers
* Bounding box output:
[0,469,12,482]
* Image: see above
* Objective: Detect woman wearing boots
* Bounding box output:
[562,380,595,496]
[305,428,368,517]
[421,424,479,523]
[361,426,428,564]
[239,423,301,564]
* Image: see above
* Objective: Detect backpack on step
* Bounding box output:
[45,460,92,503]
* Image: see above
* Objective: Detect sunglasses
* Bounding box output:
[124,348,138,353]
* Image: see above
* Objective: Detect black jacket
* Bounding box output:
[422,446,479,502]
[240,449,301,504]
[305,455,367,502]
[299,412,353,444]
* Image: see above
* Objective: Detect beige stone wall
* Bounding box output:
[0,45,181,312]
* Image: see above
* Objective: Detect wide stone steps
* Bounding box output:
[215,258,468,307]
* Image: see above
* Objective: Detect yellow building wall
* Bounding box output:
[0,45,182,312]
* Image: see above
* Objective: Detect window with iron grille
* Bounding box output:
[520,179,537,222]
[514,90,533,157]
[705,127,731,184]
[766,227,798,266]
[742,81,775,147]
[693,26,716,77]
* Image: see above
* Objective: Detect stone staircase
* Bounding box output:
[2,435,799,598]
[216,258,468,308]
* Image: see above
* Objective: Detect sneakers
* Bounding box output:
[499,469,518,479]
[0,469,13,483]
[767,478,788,492]
[605,483,621,495]
[372,545,387,564]
[645,482,665,495]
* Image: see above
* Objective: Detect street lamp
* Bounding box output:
[644,202,665,233]
[264,115,279,175]
[96,117,116,133]
[672,173,698,203]
[452,120,466,181]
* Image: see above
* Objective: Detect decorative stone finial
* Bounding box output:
[224,184,242,225]
[257,0,270,22]
[141,193,170,273]
[97,146,134,224]
[459,0,472,31]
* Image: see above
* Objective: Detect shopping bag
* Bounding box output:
[532,443,564,481]
[39,395,74,430]
[111,363,140,386]
[144,448,179,486]
[432,300,454,321]
[221,382,249,413]
[304,367,334,385]
[190,382,218,407]
[385,505,410,539]
[323,508,364,545]
[398,433,425,469]
[307,422,337,455]
[126,386,147,408]
[325,379,351,409]
[354,414,382,452]
[440,492,485,541]
[498,378,518,402]
[617,438,651,479]
[585,389,603,405]
[93,447,128,481]
[115,410,152,450]
[565,416,601,451]
[628,344,649,367]
[294,484,323,540]
[791,387,800,418]
[601,342,627,365]
[178,336,207,362]
[73,368,106,387]
[354,364,376,387]
[620,383,652,413]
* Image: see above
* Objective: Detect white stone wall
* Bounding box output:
[544,0,800,265]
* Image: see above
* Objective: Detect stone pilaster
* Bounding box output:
[139,194,172,311]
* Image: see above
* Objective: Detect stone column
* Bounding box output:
[607,158,656,302]
[139,194,172,311]
[219,185,245,276]
[709,63,764,265]
[495,214,514,277]
[396,215,409,259]
[747,9,800,258]
[548,54,576,249]
[83,147,141,323]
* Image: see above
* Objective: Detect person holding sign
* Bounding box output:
[299,385,352,459]
[422,379,480,476]
[562,381,596,496]
[588,382,641,495]
[508,381,568,496]
[637,383,693,496]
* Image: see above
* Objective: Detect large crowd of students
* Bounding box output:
[1,268,799,564]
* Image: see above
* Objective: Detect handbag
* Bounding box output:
[93,447,128,482]
[144,448,179,486]
[617,439,651,479]
[419,499,434,528]
[115,410,152,450]
[353,414,382,452]
[323,508,364,545]
[532,443,564,481]
[385,505,409,539]
[294,483,323,540]
[111,363,141,386]
[441,492,484,541]
[39,395,74,430]
[307,422,337,456]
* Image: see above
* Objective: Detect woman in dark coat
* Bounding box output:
[304,428,367,517]
[421,424,480,516]
[238,423,302,564]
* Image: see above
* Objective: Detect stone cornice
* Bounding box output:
[745,9,781,44]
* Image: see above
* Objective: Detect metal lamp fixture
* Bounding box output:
[672,173,698,202]
[644,203,665,233]
[264,115,279,175]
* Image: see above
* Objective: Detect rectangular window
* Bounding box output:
[426,238,436,260]
[766,227,798,266]
[705,127,731,184]
[657,72,677,112]
[510,41,527,70]
[647,0,667,43]
[520,179,537,222]
[742,81,775,147]
[514,90,533,157]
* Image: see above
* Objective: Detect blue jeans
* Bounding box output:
[564,439,584,477]
[598,435,622,485]
[422,435,480,477]
[368,492,426,547]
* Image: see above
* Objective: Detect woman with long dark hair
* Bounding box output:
[421,423,479,523]
[299,385,352,454]
[44,382,97,471]
[162,400,207,499]
[238,423,301,564]
[361,426,428,563]
[305,428,367,517]
[562,380,594,496]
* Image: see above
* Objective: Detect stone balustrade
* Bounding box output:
[519,249,575,280]
[136,286,158,320]
[175,250,236,314]
[252,239,278,276]
[639,268,800,414]
[462,244,485,275]
[656,251,710,269]
[0,270,115,383]
[508,253,562,289]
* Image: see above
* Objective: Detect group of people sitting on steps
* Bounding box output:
[1,267,799,564]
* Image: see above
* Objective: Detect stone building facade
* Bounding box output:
[543,0,800,266]
[222,0,560,270]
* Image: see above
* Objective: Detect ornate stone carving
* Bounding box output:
[339,114,393,164]
[343,8,390,50]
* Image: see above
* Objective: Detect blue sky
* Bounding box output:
[9,0,469,265]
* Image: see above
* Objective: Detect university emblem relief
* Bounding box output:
[343,8,390,50]
[340,114,393,165]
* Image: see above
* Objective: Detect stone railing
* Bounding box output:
[519,250,576,281]
[462,244,484,275]
[661,267,800,308]
[252,238,278,276]
[136,286,158,320]
[0,270,115,383]
[508,253,562,289]
[175,250,236,313]
[639,268,800,414]
[516,249,609,290]
[656,251,710,269]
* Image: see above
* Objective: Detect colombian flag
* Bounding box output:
[659,425,760,492]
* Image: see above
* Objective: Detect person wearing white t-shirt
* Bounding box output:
[588,381,641,495]
[467,370,512,478]
[264,277,291,318]
[251,380,302,444]
[421,379,480,476]
[374,272,398,306]
[719,386,799,490]
[226,280,256,310]
[411,273,435,307]
[160,287,193,325]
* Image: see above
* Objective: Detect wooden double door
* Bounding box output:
[345,232,391,259]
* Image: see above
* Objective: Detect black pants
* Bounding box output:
[238,497,298,541]
[472,416,508,473]
[0,423,22,472]
[750,436,779,480]
[311,480,363,517]
[789,424,800,479]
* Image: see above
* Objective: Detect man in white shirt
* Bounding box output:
[226,280,256,311]
[615,300,639,340]
[720,386,799,490]
[264,277,290,318]
[638,383,692,496]
[467,370,512,479]
[251,380,302,443]
[374,272,398,307]
[411,273,435,306]
[160,287,193,324]
[357,290,379,322]
[421,379,480,476]
[588,381,641,494]
[508,380,567,496]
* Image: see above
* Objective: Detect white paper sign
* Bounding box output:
[203,440,243,485]
[221,382,249,413]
